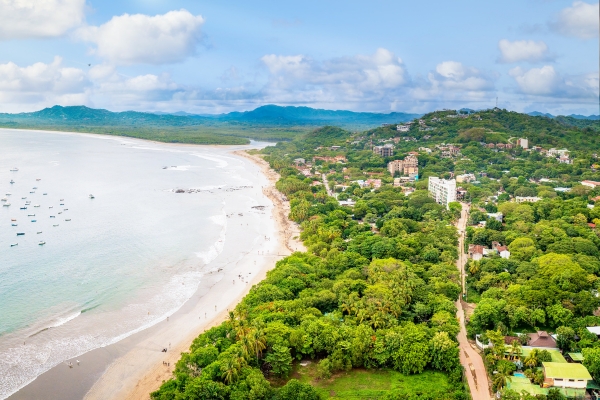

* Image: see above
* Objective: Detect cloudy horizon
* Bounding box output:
[0,0,598,115]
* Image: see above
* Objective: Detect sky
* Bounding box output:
[0,0,598,115]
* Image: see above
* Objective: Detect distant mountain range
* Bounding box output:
[0,105,421,129]
[528,111,600,120]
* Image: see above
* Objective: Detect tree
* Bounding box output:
[583,347,600,382]
[265,345,293,377]
[508,237,537,261]
[430,331,459,372]
[178,378,230,400]
[276,379,322,400]
[448,202,462,220]
[546,304,573,328]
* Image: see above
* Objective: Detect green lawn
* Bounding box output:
[280,361,453,399]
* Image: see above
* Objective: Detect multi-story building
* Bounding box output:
[373,144,394,157]
[428,177,456,208]
[517,138,529,149]
[387,155,419,178]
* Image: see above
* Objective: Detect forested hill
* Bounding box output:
[368,108,599,151]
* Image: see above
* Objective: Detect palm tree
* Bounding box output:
[221,356,242,384]
[524,349,539,369]
[510,340,522,361]
[493,371,512,391]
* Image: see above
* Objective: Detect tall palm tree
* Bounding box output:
[221,356,242,384]
[510,340,522,360]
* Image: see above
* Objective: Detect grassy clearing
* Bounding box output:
[273,361,452,399]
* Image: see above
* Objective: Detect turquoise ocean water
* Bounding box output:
[0,129,271,398]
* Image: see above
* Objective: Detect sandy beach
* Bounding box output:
[7,148,303,400]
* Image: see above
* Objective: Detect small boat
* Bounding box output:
[11,243,18,247]
[36,178,41,181]
[16,232,24,236]
[33,187,37,190]
[65,219,71,221]
[1,197,6,201]
[5,193,11,196]
[3,203,11,207]
[31,220,37,222]
[9,180,14,184]
[60,203,64,206]
[11,223,17,226]
[34,204,40,207]
[10,167,18,172]
[60,199,64,201]
[11,218,16,221]
[37,231,42,234]
[30,191,35,194]
[53,224,59,227]
[43,193,47,195]
[89,194,95,199]
[64,209,68,211]
[162,166,167,169]
[21,197,27,200]
[50,215,55,218]
[27,214,35,216]
[20,207,27,210]
[58,212,62,215]
[25,201,31,205]
[38,241,46,246]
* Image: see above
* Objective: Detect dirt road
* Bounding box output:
[455,203,491,400]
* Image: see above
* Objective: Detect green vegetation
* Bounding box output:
[291,363,453,399]
[150,107,600,399]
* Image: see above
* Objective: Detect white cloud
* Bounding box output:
[259,48,407,106]
[509,66,559,95]
[550,1,599,39]
[509,65,599,99]
[430,61,493,91]
[0,0,85,40]
[77,9,204,65]
[498,39,552,63]
[0,57,89,112]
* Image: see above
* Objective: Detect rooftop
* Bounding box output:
[543,362,592,380]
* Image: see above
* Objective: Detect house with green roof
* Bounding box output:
[543,362,592,390]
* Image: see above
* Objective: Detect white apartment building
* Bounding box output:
[517,138,529,149]
[428,177,456,208]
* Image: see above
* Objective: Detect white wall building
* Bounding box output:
[428,177,456,208]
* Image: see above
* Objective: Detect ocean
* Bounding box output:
[0,129,274,398]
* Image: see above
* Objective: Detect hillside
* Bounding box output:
[0,105,420,145]
[363,108,599,152]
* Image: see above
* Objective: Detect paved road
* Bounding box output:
[455,203,492,400]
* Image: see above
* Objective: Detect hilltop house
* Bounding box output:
[528,331,557,348]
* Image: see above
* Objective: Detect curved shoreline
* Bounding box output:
[6,147,302,400]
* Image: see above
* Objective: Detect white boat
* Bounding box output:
[10,168,18,172]
[3,203,10,207]
[50,215,56,218]
[33,187,37,190]
[9,180,14,184]
[36,178,41,181]
[1,197,6,202]
[11,223,17,226]
[37,231,42,234]
[38,241,46,246]
[11,243,18,247]
[21,197,27,200]
[11,218,16,221]
[6,193,11,196]
[27,214,35,216]
[60,199,64,201]
[43,193,47,195]
[89,194,95,199]
[53,224,59,227]
[34,204,40,207]
[65,219,71,221]
[49,206,53,209]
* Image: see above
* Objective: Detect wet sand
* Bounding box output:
[8,150,303,400]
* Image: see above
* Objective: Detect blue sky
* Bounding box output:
[0,0,597,115]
